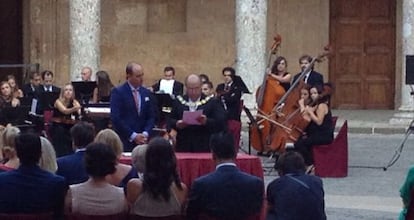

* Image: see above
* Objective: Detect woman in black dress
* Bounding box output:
[294,84,333,172]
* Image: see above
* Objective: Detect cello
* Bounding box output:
[256,46,332,152]
[249,35,286,153]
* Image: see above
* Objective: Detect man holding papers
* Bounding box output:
[168,74,226,152]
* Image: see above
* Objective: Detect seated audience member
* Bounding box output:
[51,83,82,157]
[186,132,264,219]
[127,137,187,217]
[22,71,42,100]
[131,144,148,179]
[64,142,128,215]
[168,74,226,152]
[201,81,215,97]
[266,151,326,220]
[56,121,95,185]
[94,129,138,188]
[2,125,21,169]
[398,165,414,220]
[0,133,67,218]
[39,136,58,173]
[152,66,184,96]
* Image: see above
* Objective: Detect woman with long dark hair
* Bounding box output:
[92,70,114,103]
[127,137,187,217]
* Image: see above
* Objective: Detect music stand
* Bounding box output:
[154,93,174,128]
[71,81,97,105]
[0,105,31,126]
[37,91,60,113]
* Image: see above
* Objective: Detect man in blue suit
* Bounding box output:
[186,132,264,219]
[292,54,324,87]
[110,62,156,152]
[56,121,95,185]
[0,133,67,219]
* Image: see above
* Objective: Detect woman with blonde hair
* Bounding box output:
[51,83,81,157]
[0,81,20,109]
[94,129,138,188]
[2,125,21,169]
[39,136,58,173]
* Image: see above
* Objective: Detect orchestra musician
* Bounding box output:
[0,81,20,109]
[216,67,243,151]
[22,72,42,101]
[7,75,23,98]
[92,70,114,104]
[50,83,81,157]
[201,81,215,97]
[293,84,333,173]
[292,54,324,87]
[151,66,184,96]
[267,56,292,92]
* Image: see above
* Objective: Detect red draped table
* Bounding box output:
[120,152,264,187]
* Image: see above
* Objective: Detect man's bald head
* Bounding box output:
[185,74,202,101]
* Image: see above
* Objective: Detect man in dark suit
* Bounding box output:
[293,54,324,87]
[22,71,42,101]
[36,70,61,114]
[110,62,156,152]
[186,132,264,219]
[168,74,226,152]
[0,133,67,219]
[56,121,95,185]
[216,67,243,152]
[152,66,184,96]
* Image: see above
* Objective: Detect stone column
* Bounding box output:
[235,0,267,108]
[391,0,414,124]
[69,0,100,81]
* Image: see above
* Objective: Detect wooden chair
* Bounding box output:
[65,213,128,220]
[312,118,348,177]
[129,215,183,220]
[0,212,53,220]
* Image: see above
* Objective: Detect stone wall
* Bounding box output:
[24,0,329,90]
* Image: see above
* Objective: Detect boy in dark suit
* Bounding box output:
[186,132,264,219]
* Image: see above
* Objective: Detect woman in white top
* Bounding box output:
[127,137,187,217]
[64,143,128,215]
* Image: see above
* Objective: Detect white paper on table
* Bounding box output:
[182,110,203,125]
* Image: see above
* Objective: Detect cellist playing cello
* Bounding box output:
[293,84,334,174]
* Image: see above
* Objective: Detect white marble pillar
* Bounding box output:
[391,0,414,124]
[235,0,267,108]
[69,0,100,81]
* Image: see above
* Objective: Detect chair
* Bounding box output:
[0,212,53,220]
[66,213,128,220]
[129,215,183,220]
[312,118,348,177]
[405,189,414,220]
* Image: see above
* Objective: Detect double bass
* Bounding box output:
[249,35,286,153]
[257,46,332,152]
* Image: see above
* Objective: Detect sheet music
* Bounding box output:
[30,99,37,114]
[182,110,203,125]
